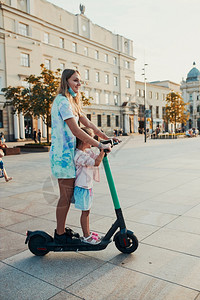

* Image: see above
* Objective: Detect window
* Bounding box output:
[72,42,77,52]
[114,76,118,86]
[162,93,165,101]
[137,89,140,97]
[60,63,65,71]
[141,90,145,97]
[105,74,109,84]
[126,96,131,102]
[125,61,129,69]
[115,115,119,127]
[105,93,109,104]
[84,90,89,98]
[20,53,29,67]
[162,107,166,118]
[113,56,117,65]
[189,94,193,101]
[95,50,99,59]
[107,115,111,127]
[114,94,118,105]
[19,22,28,36]
[44,32,49,44]
[104,54,108,62]
[97,114,101,127]
[44,59,51,70]
[59,38,64,48]
[95,92,100,104]
[156,106,159,118]
[149,105,153,117]
[84,47,88,56]
[87,114,91,121]
[149,91,152,98]
[197,105,200,113]
[190,105,193,114]
[21,79,29,89]
[139,104,145,114]
[126,79,130,88]
[156,92,159,100]
[0,77,2,92]
[0,110,3,128]
[96,72,100,82]
[85,69,89,80]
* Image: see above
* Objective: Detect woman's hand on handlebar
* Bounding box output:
[100,143,112,153]
[112,137,121,143]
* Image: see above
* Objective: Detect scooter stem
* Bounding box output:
[103,155,121,210]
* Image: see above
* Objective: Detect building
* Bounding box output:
[135,80,180,133]
[181,62,200,130]
[0,0,137,141]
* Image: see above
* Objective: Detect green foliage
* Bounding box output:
[165,92,189,126]
[2,64,92,142]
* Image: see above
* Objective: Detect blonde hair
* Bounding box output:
[57,69,82,116]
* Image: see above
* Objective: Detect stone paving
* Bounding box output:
[0,135,200,300]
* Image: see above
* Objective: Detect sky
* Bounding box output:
[47,0,200,84]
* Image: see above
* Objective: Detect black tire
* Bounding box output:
[114,231,139,254]
[28,235,49,256]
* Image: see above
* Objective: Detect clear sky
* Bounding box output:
[47,0,200,84]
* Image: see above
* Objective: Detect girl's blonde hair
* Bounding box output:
[57,69,82,116]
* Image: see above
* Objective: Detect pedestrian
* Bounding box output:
[33,128,37,143]
[38,129,41,143]
[49,68,117,245]
[0,149,12,182]
[73,127,104,244]
[0,139,8,149]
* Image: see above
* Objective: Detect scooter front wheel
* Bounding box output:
[28,235,49,256]
[114,231,138,254]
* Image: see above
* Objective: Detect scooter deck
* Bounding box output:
[46,239,111,252]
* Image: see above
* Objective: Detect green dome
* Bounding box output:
[186,62,200,82]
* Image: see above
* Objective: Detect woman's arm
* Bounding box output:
[65,118,111,151]
[79,114,109,140]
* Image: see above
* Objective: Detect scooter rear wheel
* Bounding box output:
[28,235,49,256]
[114,231,138,254]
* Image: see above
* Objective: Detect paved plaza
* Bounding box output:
[0,135,200,300]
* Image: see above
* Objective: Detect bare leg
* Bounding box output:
[80,210,90,237]
[56,178,74,235]
[3,168,12,182]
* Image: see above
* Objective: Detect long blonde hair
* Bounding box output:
[57,69,82,116]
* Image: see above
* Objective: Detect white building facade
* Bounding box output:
[136,80,180,133]
[181,62,200,130]
[0,0,137,141]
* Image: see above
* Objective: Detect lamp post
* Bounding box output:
[142,63,148,143]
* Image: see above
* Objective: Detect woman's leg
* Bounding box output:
[80,210,90,237]
[56,178,75,235]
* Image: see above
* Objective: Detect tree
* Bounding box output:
[164,91,189,132]
[2,64,92,142]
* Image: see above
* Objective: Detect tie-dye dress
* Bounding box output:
[49,94,78,179]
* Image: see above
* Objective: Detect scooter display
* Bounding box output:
[25,140,138,256]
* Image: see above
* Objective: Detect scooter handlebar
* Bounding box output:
[100,139,120,153]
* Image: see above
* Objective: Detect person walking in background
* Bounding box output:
[38,129,41,143]
[73,127,105,244]
[49,69,117,245]
[33,128,37,143]
[0,149,12,182]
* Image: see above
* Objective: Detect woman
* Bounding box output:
[50,69,114,245]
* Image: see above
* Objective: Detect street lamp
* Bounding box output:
[142,63,148,143]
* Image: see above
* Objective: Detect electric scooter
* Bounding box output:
[25,140,139,256]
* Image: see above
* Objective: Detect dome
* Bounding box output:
[186,62,200,82]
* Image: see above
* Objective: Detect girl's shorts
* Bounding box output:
[74,186,93,211]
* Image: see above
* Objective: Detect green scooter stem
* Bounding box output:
[103,155,121,210]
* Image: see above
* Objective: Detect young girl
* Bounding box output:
[0,149,12,182]
[50,69,115,245]
[74,127,105,244]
